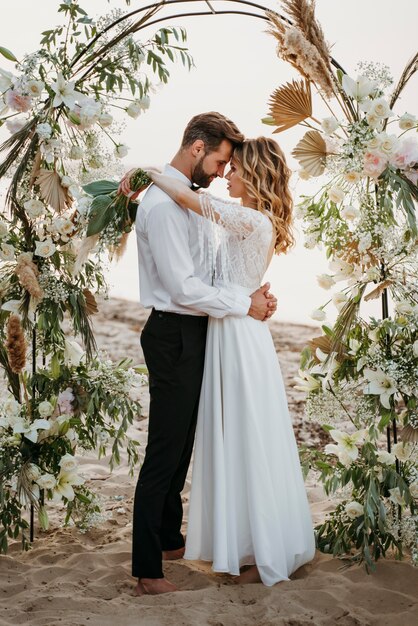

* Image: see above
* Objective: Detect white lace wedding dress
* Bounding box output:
[184,193,316,586]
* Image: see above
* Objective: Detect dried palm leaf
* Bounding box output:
[364,280,393,302]
[29,149,42,188]
[399,423,418,443]
[268,79,312,132]
[309,334,332,356]
[83,288,98,315]
[292,130,327,176]
[36,169,72,213]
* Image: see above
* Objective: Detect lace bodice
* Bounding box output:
[197,192,274,290]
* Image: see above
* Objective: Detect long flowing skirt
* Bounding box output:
[184,310,316,586]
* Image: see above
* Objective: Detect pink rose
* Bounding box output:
[57,387,75,415]
[5,89,32,113]
[363,150,388,178]
[390,137,418,170]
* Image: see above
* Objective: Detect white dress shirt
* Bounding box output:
[135,164,251,317]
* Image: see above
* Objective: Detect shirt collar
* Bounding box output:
[164,164,192,188]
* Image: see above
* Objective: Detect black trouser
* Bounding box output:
[132,308,208,579]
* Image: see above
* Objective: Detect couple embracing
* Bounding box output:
[120,112,315,594]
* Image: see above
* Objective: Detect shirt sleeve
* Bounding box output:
[146,200,251,318]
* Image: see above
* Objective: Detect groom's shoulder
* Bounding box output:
[141,184,187,219]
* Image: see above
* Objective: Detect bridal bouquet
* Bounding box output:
[265,0,417,568]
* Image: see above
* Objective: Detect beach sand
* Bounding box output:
[1,298,417,626]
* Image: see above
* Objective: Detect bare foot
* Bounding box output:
[235,565,261,585]
[137,577,178,595]
[163,546,185,561]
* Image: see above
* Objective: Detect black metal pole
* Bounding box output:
[30,326,36,543]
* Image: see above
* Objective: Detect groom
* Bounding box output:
[124,112,277,595]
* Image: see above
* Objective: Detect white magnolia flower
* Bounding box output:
[294,369,321,392]
[98,112,113,127]
[13,417,50,443]
[51,72,80,108]
[388,487,406,507]
[115,144,129,158]
[26,80,44,97]
[342,74,376,101]
[52,470,84,501]
[38,400,54,418]
[69,144,84,160]
[126,101,142,119]
[58,452,78,472]
[0,220,8,238]
[317,274,335,290]
[311,308,326,321]
[332,292,348,311]
[344,501,364,519]
[36,473,57,490]
[377,450,395,465]
[392,442,413,462]
[36,122,52,140]
[395,300,413,316]
[328,185,345,204]
[343,171,361,184]
[0,243,15,261]
[413,340,418,358]
[34,239,56,258]
[24,198,45,218]
[369,97,393,119]
[364,368,397,409]
[321,117,339,135]
[64,338,85,366]
[398,113,417,130]
[341,205,360,221]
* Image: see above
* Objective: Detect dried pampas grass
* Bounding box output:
[6,314,27,373]
[15,256,43,299]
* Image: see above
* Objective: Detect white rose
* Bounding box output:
[36,122,52,139]
[69,145,83,160]
[341,205,360,221]
[58,452,78,472]
[79,100,101,126]
[38,400,54,418]
[26,463,42,481]
[344,501,364,519]
[376,450,395,465]
[64,338,85,366]
[399,113,417,130]
[409,481,418,499]
[26,80,44,97]
[115,144,129,158]
[24,199,45,218]
[332,292,348,311]
[321,117,339,135]
[392,442,413,462]
[366,113,384,130]
[369,97,393,119]
[311,308,326,321]
[0,243,15,261]
[36,473,57,490]
[0,220,8,238]
[328,185,345,204]
[139,95,150,111]
[343,171,361,184]
[395,300,413,315]
[376,132,399,156]
[34,239,56,258]
[413,340,418,358]
[98,112,113,127]
[126,101,142,119]
[3,397,21,418]
[317,274,335,290]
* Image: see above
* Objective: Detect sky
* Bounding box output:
[1,0,417,324]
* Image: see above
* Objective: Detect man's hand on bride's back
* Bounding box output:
[248,283,277,321]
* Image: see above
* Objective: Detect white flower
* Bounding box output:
[328,428,367,461]
[58,452,78,472]
[139,95,150,110]
[126,101,142,119]
[115,144,129,158]
[329,258,354,281]
[79,99,101,127]
[26,463,42,482]
[366,113,384,130]
[392,442,413,462]
[369,97,393,119]
[38,400,54,418]
[304,233,318,249]
[344,501,364,519]
[341,205,360,221]
[26,80,44,97]
[413,340,418,358]
[52,470,84,501]
[409,481,418,499]
[348,338,361,355]
[24,198,45,218]
[0,67,14,92]
[13,417,50,443]
[328,185,345,204]
[34,239,56,258]
[343,171,361,184]
[332,292,348,311]
[36,122,52,140]
[368,328,380,343]
[398,113,417,130]
[6,118,26,134]
[317,274,335,290]
[342,74,376,101]
[0,243,15,261]
[358,232,372,253]
[36,473,57,490]
[51,72,79,108]
[311,308,326,321]
[69,145,83,160]
[52,217,74,236]
[364,367,397,409]
[395,300,413,316]
[321,117,339,134]
[388,487,406,507]
[376,132,399,156]
[64,338,85,366]
[0,220,8,238]
[1,300,21,314]
[3,397,21,418]
[377,450,395,465]
[294,369,321,392]
[365,267,380,282]
[324,443,353,467]
[98,112,113,127]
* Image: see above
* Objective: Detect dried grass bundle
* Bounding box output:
[111,231,130,261]
[6,314,27,373]
[15,256,43,299]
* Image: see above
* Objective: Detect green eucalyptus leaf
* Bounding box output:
[83,180,118,197]
[86,195,115,237]
[0,46,18,62]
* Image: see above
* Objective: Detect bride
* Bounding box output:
[146,136,315,586]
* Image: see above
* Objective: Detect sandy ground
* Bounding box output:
[0,298,417,626]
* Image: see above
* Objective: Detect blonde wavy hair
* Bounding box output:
[233,137,294,254]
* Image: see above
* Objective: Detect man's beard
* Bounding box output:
[192,156,216,188]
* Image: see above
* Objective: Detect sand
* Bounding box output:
[0,298,417,626]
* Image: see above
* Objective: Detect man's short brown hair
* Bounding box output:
[181,112,244,154]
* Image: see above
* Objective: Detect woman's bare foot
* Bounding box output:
[163,546,185,560]
[235,565,261,585]
[135,577,178,595]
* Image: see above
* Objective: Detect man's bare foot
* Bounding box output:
[163,546,185,561]
[235,565,261,585]
[136,577,178,595]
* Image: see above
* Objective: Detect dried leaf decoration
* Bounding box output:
[268,79,312,133]
[364,279,393,302]
[83,288,99,315]
[309,334,332,357]
[292,130,327,176]
[399,423,418,443]
[36,169,72,213]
